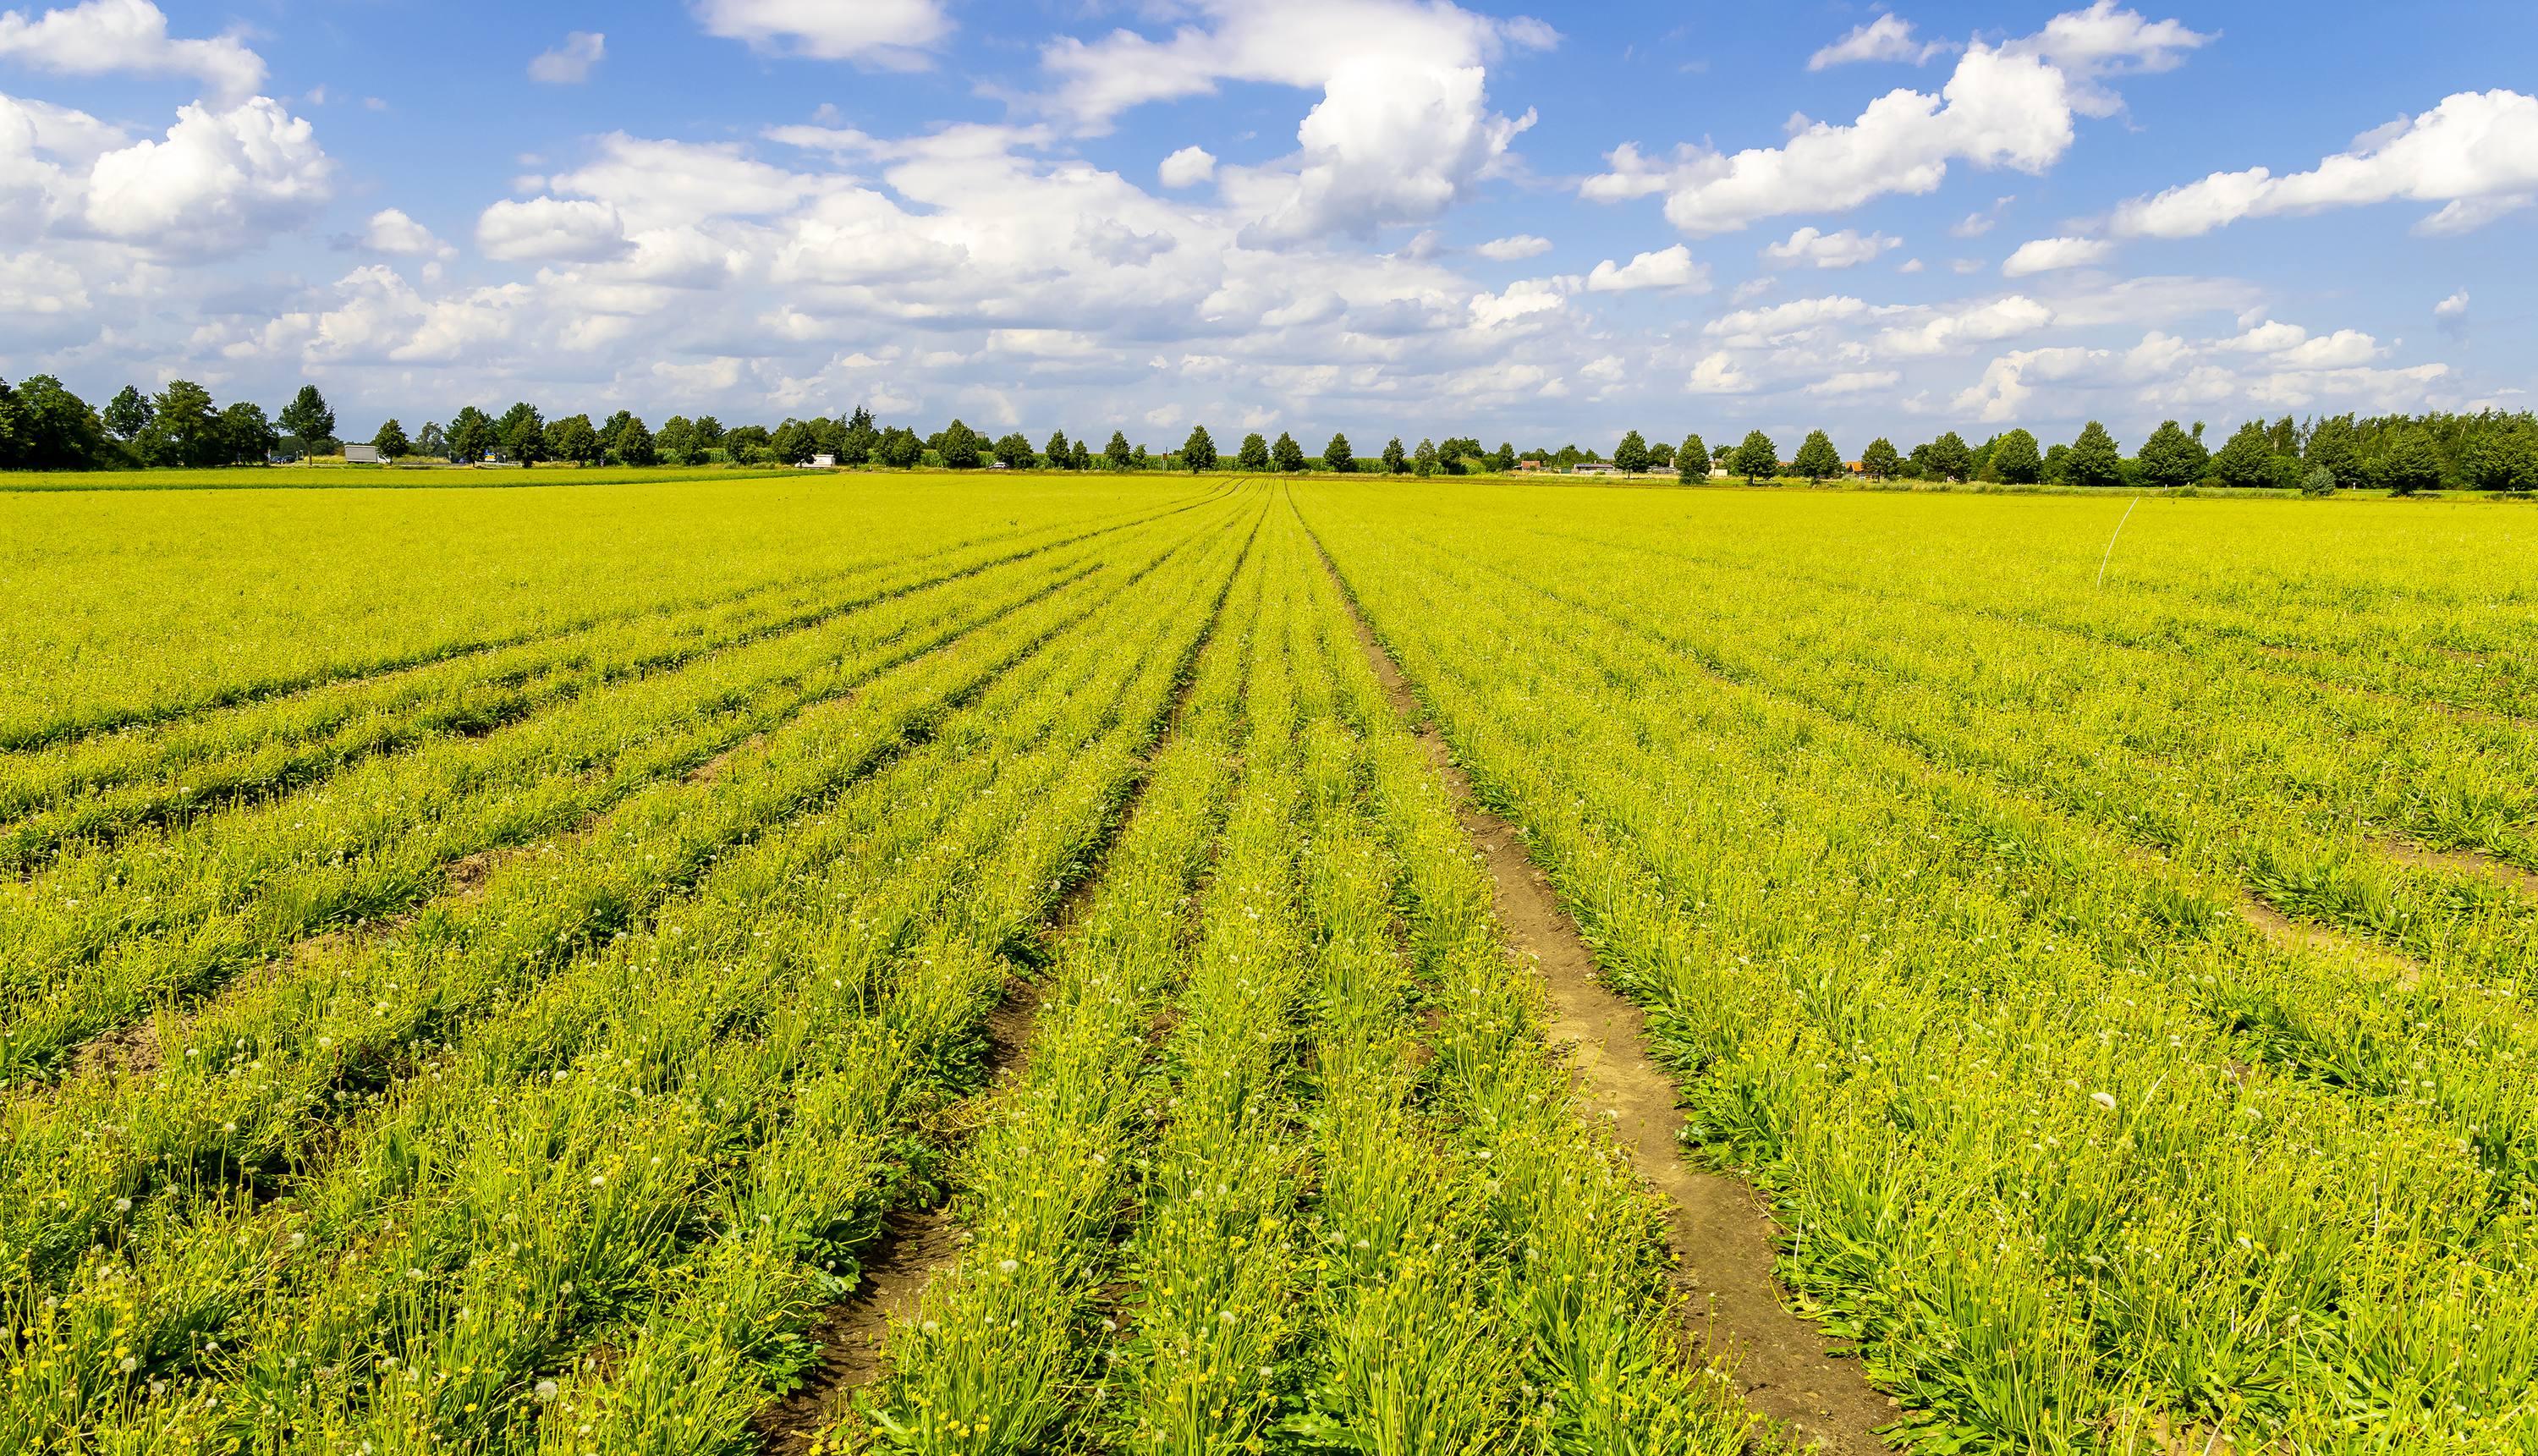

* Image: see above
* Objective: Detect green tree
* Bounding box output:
[5,376,111,469]
[1382,437,1407,474]
[1676,433,1710,478]
[693,415,728,453]
[448,406,497,464]
[936,420,982,469]
[102,385,155,442]
[600,410,657,467]
[545,414,599,465]
[1322,432,1354,472]
[2373,429,2446,496]
[277,384,336,451]
[1071,441,1090,470]
[995,431,1037,469]
[1791,429,1844,481]
[372,419,411,461]
[2305,415,2363,487]
[1272,431,1306,471]
[770,419,819,464]
[1237,431,1271,470]
[415,421,447,460]
[1103,430,1133,470]
[1179,425,1217,471]
[2063,421,2123,487]
[2299,464,2338,497]
[657,415,696,465]
[1044,429,1071,468]
[1612,430,1650,473]
[497,402,548,465]
[1991,427,2042,484]
[1493,442,1516,471]
[2210,420,2279,487]
[1920,431,1971,483]
[1132,443,1151,469]
[1729,430,1779,484]
[1860,437,1900,480]
[216,401,277,464]
[1436,437,1484,475]
[1412,437,1437,477]
[2136,420,2210,488]
[876,426,924,468]
[2469,432,2538,492]
[152,380,220,466]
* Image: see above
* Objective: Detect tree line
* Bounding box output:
[6,372,2532,493]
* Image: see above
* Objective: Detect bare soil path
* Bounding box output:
[1314,550,1897,1454]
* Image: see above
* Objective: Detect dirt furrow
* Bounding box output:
[1319,552,1898,1455]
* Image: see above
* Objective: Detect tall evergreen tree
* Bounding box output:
[1612,430,1650,472]
[1791,429,1844,481]
[2136,420,2210,488]
[1179,425,1217,471]
[2471,432,2538,492]
[1729,430,1780,483]
[1991,427,2042,484]
[2305,415,2363,486]
[1272,431,1306,471]
[1860,437,1900,480]
[1237,431,1271,470]
[2063,421,2123,487]
[1103,430,1134,470]
[1322,432,1353,472]
[1045,429,1072,467]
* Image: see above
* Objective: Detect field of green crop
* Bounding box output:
[3,474,2532,1453]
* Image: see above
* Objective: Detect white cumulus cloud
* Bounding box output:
[1761,227,1901,269]
[357,207,455,259]
[2000,235,2114,276]
[2434,288,2469,317]
[1038,0,1555,246]
[692,0,951,68]
[1585,244,1705,293]
[2111,90,2538,239]
[1584,5,2206,236]
[1807,15,1949,70]
[475,196,629,262]
[529,31,605,85]
[0,0,265,106]
[84,97,332,258]
[1475,234,1552,261]
[1158,146,1216,187]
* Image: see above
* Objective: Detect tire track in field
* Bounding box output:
[1304,530,1899,1456]
[753,492,1266,1453]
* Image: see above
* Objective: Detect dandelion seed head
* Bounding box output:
[2089,1091,2118,1111]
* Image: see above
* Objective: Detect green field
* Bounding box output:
[3,476,2534,1453]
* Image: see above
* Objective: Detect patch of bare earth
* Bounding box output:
[2237,895,2422,987]
[2382,841,2538,900]
[1316,552,1897,1455]
[753,1207,961,1455]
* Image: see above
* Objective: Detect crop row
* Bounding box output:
[0,497,1185,872]
[3,495,1258,1450]
[1305,488,2537,1450]
[0,509,1216,1083]
[832,505,1746,1454]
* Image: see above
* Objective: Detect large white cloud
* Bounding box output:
[1585,244,1705,293]
[690,0,950,68]
[1037,0,1553,247]
[0,0,264,106]
[1584,4,2206,236]
[2111,90,2538,239]
[0,92,331,258]
[475,197,629,262]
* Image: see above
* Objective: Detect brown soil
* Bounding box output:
[1318,557,1897,1453]
[754,1207,960,1453]
[2236,895,2420,986]
[685,733,766,785]
[2382,841,2538,900]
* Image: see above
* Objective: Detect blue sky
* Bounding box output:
[2,0,2531,454]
